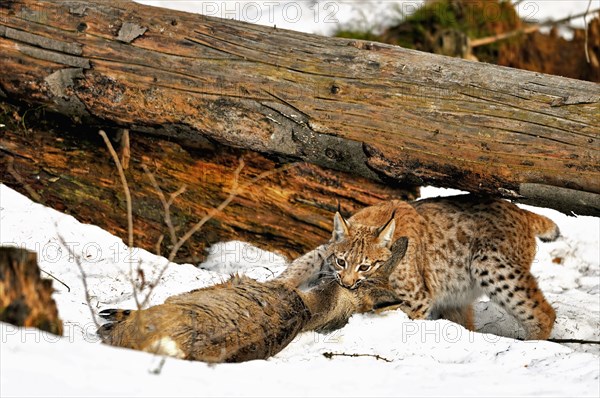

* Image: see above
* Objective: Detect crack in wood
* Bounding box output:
[1,26,83,55]
[460,91,596,133]
[261,90,310,124]
[261,101,308,126]
[190,30,362,81]
[257,101,380,181]
[17,43,90,69]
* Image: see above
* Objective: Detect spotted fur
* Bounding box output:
[329,194,559,340]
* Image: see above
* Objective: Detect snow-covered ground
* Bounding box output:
[1,183,598,397]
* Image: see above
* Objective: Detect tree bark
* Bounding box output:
[0,0,598,216]
[0,247,63,335]
[1,109,416,262]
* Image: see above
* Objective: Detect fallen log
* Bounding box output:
[0,0,598,216]
[0,247,63,335]
[0,104,416,262]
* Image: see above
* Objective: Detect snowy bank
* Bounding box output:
[1,184,598,397]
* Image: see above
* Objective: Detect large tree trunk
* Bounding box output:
[1,106,416,262]
[0,0,598,217]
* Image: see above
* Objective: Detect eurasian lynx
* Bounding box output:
[327,194,559,340]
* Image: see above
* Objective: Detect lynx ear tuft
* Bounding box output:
[332,212,350,242]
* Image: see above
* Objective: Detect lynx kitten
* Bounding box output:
[328,195,558,340]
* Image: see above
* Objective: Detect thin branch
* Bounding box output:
[99,130,140,310]
[99,130,133,249]
[167,160,245,261]
[154,234,164,256]
[471,7,600,48]
[6,156,42,203]
[168,160,300,261]
[40,268,71,292]
[583,0,593,63]
[55,232,102,335]
[322,351,393,362]
[139,159,300,308]
[547,338,600,345]
[142,164,186,248]
[119,129,131,170]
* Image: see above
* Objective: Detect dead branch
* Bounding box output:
[99,130,140,310]
[119,129,131,170]
[584,0,594,63]
[6,156,41,203]
[139,159,300,309]
[142,164,186,249]
[322,351,393,362]
[470,7,600,48]
[55,231,101,334]
[39,268,71,292]
[546,338,599,345]
[99,130,133,248]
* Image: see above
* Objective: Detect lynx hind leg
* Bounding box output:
[471,254,555,340]
[438,305,475,331]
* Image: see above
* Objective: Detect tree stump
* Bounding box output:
[0,247,63,335]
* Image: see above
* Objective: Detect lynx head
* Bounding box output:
[329,211,397,290]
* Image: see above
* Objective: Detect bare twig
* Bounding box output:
[6,156,42,203]
[139,159,299,308]
[168,160,299,261]
[546,338,599,345]
[167,160,246,261]
[154,234,164,256]
[40,268,71,292]
[142,164,186,248]
[99,130,140,310]
[322,351,394,362]
[583,0,593,63]
[55,232,102,333]
[99,130,133,249]
[119,129,131,170]
[471,7,600,48]
[148,356,166,375]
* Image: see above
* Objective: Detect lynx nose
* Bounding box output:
[340,274,358,290]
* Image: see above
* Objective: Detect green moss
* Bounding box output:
[333,0,521,63]
[335,30,381,42]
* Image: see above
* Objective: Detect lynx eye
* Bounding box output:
[358,264,371,272]
[335,257,347,268]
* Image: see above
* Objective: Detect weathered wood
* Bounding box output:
[0,112,416,262]
[0,0,598,216]
[0,247,63,335]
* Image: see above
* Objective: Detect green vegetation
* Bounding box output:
[333,0,521,63]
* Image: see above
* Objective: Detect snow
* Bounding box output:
[1,183,599,397]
